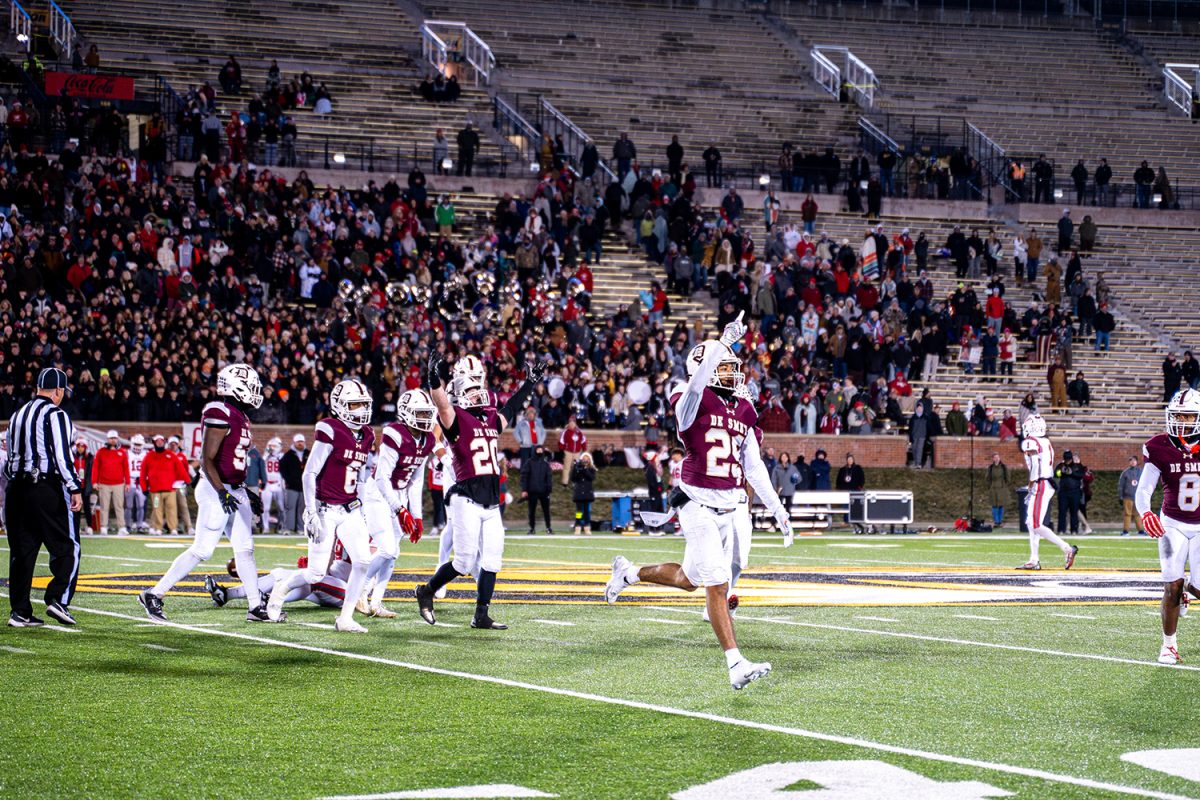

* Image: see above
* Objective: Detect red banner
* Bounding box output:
[44,72,135,101]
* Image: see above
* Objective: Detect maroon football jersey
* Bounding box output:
[313,418,375,505]
[377,422,435,489]
[671,388,758,490]
[201,401,253,485]
[1143,433,1200,524]
[448,405,503,483]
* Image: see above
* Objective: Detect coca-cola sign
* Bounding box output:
[44,72,135,101]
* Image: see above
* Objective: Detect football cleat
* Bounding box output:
[247,605,282,623]
[1016,561,1041,570]
[415,584,437,625]
[266,580,289,622]
[1182,590,1191,618]
[355,594,372,616]
[605,555,635,604]
[729,658,772,690]
[204,575,228,608]
[138,590,168,622]
[1065,545,1079,570]
[369,604,397,619]
[471,607,508,630]
[1159,645,1182,665]
[702,594,741,623]
[335,617,368,633]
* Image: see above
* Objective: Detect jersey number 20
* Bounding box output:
[470,437,500,476]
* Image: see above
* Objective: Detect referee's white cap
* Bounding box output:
[37,367,71,395]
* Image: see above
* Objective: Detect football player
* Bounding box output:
[357,389,438,618]
[1018,412,1078,571]
[262,437,285,532]
[605,314,792,690]
[139,364,267,622]
[1136,389,1200,665]
[208,549,352,613]
[126,433,149,532]
[267,380,375,632]
[413,353,545,629]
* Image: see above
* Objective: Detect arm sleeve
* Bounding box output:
[501,380,536,428]
[302,440,333,511]
[406,456,428,518]
[49,410,81,493]
[675,344,724,432]
[1135,462,1160,516]
[740,430,784,516]
[373,436,404,512]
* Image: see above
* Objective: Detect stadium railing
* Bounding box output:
[1162,63,1198,116]
[8,0,31,52]
[47,0,76,61]
[812,44,878,110]
[421,20,496,86]
[534,97,617,185]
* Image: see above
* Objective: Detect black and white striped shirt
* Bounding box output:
[4,396,81,493]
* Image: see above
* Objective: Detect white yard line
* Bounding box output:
[0,645,32,654]
[532,619,576,627]
[37,624,79,634]
[639,617,691,626]
[955,614,1001,621]
[1052,614,1098,620]
[651,607,1200,674]
[8,595,1189,800]
[854,616,900,623]
[295,622,337,630]
[142,643,179,652]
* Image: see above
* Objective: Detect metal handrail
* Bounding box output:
[492,93,539,167]
[813,45,878,110]
[47,0,76,59]
[537,97,616,184]
[1163,63,1198,116]
[421,20,495,86]
[9,0,31,52]
[810,47,839,99]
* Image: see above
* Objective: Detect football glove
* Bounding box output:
[526,357,546,383]
[303,507,323,542]
[719,311,747,349]
[219,489,240,514]
[1142,511,1165,539]
[427,353,451,390]
[248,490,264,516]
[397,507,420,542]
[773,506,795,548]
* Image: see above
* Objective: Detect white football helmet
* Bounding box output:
[217,363,264,409]
[451,355,490,408]
[1021,413,1047,439]
[686,340,744,392]
[397,388,437,433]
[330,379,373,428]
[266,436,282,453]
[1167,389,1200,444]
[130,433,145,450]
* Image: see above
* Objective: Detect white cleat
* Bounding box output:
[1159,645,1182,665]
[117,527,129,536]
[335,617,368,633]
[266,581,289,622]
[369,604,397,619]
[355,594,372,616]
[605,556,634,604]
[729,658,772,690]
[434,586,447,600]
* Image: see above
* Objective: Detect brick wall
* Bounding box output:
[933,436,1144,471]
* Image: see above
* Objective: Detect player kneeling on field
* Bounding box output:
[1137,389,1200,665]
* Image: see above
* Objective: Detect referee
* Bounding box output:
[4,368,83,627]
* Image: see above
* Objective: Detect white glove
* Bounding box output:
[719,311,747,349]
[773,506,795,548]
[302,507,323,542]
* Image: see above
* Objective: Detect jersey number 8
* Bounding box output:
[1180,474,1200,512]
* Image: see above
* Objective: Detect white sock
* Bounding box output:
[152,549,204,596]
[624,563,641,585]
[338,562,370,624]
[439,525,454,564]
[725,647,743,669]
[1039,528,1072,556]
[1028,530,1041,563]
[234,550,261,608]
[368,555,395,607]
[1165,633,1178,648]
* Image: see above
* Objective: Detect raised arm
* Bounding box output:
[676,312,747,432]
[499,358,546,434]
[426,353,456,433]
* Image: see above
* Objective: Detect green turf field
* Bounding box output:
[2,532,1198,799]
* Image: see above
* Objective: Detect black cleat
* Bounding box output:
[414,584,436,625]
[471,605,508,630]
[246,605,282,623]
[45,602,76,626]
[8,612,44,628]
[204,575,228,607]
[138,590,168,622]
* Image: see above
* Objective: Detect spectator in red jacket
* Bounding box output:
[760,396,792,433]
[91,430,130,535]
[985,288,1006,335]
[167,436,194,535]
[558,415,589,486]
[140,434,179,535]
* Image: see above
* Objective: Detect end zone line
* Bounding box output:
[650,607,1200,673]
[7,596,1190,800]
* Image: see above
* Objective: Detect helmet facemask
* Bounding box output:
[1168,408,1200,445]
[711,355,745,395]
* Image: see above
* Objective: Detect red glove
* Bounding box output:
[1142,511,1165,539]
[412,517,424,543]
[398,507,420,542]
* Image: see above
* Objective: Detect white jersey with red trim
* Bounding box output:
[1021,436,1054,481]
